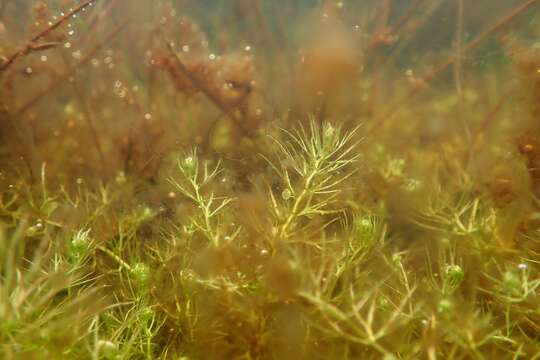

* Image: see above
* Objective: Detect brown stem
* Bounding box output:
[466,84,517,166]
[0,0,97,72]
[378,0,392,30]
[15,21,128,116]
[369,0,540,134]
[454,0,471,143]
[388,0,425,35]
[165,41,251,137]
[366,0,442,117]
[60,54,106,173]
[474,86,516,140]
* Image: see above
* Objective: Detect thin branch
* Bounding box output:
[0,0,97,72]
[454,0,471,143]
[164,41,251,137]
[16,21,128,116]
[60,53,106,173]
[369,0,540,134]
[388,0,425,36]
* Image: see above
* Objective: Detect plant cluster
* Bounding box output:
[0,0,540,359]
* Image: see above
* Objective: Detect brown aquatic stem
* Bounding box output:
[369,0,540,134]
[164,41,251,137]
[0,0,97,72]
[15,21,128,116]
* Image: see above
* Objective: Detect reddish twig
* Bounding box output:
[466,84,517,166]
[165,41,251,137]
[16,21,128,116]
[388,0,425,36]
[475,86,516,138]
[369,0,539,134]
[0,0,97,72]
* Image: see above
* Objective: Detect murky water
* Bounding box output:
[0,1,539,359]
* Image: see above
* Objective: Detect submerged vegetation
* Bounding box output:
[1,0,540,359]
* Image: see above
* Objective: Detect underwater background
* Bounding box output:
[0,1,540,359]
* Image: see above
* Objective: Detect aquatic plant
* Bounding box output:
[0,0,540,359]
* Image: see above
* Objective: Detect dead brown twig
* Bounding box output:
[164,41,252,137]
[0,0,97,72]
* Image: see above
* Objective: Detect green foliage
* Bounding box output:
[444,264,465,294]
[169,148,238,247]
[266,120,359,239]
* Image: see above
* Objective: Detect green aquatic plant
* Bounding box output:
[267,120,359,240]
[169,148,238,247]
[0,221,103,358]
